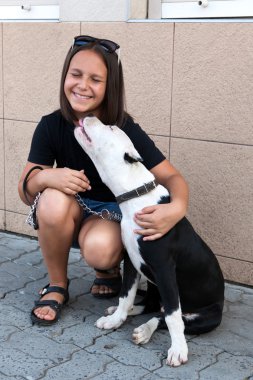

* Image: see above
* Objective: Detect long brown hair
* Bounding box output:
[59,42,128,127]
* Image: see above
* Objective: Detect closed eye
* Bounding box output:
[91,76,105,83]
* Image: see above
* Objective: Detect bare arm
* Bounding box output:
[18,162,91,205]
[134,159,189,241]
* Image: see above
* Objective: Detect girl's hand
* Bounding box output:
[133,201,186,241]
[42,168,91,195]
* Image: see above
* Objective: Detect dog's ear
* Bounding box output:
[124,152,143,164]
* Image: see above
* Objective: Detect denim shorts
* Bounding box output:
[72,197,122,249]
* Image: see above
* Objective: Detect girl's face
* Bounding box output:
[64,49,107,121]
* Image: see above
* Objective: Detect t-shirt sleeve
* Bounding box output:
[27,117,55,165]
[123,119,166,170]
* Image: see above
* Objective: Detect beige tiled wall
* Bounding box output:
[171,138,253,285]
[171,23,253,285]
[80,22,174,136]
[0,21,252,286]
[0,24,3,119]
[0,24,4,230]
[0,119,4,230]
[172,23,253,145]
[3,22,81,122]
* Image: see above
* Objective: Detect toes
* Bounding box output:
[166,347,188,367]
[91,284,113,295]
[132,326,150,344]
[33,306,56,321]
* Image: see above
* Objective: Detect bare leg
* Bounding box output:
[78,216,124,296]
[33,188,82,322]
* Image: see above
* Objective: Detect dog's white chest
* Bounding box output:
[121,218,145,273]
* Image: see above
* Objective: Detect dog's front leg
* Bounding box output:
[95,253,140,330]
[155,273,188,366]
[165,306,188,366]
[140,241,188,366]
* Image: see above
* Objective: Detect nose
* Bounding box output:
[78,75,89,90]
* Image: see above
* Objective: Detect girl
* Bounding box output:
[18,35,189,326]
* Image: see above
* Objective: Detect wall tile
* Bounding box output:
[80,22,174,136]
[150,134,170,159]
[0,119,4,209]
[170,138,253,265]
[5,120,36,214]
[0,210,5,230]
[217,256,253,286]
[6,211,37,238]
[172,23,253,145]
[3,22,80,122]
[0,24,3,118]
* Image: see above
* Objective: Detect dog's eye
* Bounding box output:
[124,152,143,164]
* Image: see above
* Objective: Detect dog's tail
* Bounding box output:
[182,302,224,335]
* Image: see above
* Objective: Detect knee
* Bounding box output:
[37,188,77,227]
[80,228,122,269]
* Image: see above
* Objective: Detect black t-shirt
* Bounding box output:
[28,110,165,201]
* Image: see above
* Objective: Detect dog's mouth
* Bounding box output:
[79,119,92,143]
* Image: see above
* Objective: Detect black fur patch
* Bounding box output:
[124,152,143,164]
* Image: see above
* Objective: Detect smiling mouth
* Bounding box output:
[74,92,92,100]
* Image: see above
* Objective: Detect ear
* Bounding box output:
[124,152,143,164]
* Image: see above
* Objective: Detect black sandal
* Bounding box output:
[31,280,70,326]
[91,268,122,299]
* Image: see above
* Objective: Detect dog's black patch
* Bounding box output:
[124,152,143,164]
[158,195,171,204]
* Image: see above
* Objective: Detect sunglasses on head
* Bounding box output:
[72,35,120,53]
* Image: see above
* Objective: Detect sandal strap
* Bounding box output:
[34,299,63,311]
[41,285,67,296]
[39,279,70,304]
[94,266,120,275]
[93,276,122,291]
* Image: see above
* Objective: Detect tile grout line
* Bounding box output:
[169,22,176,161]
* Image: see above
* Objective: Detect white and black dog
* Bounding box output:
[74,116,224,367]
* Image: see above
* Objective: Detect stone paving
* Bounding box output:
[0,230,252,380]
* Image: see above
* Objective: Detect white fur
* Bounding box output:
[74,117,168,280]
[165,309,188,366]
[74,116,188,366]
[95,275,140,329]
[132,317,160,345]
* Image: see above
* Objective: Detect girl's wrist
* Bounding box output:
[171,198,188,219]
[36,168,52,193]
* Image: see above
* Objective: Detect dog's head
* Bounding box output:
[74,116,148,194]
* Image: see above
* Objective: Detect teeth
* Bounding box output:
[74,92,91,100]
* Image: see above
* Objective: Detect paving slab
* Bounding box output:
[0,231,252,380]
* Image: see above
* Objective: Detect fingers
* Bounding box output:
[133,205,168,241]
[135,205,157,216]
[65,168,91,192]
[70,175,91,192]
[48,167,92,195]
[134,227,162,241]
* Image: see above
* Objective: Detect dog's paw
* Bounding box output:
[132,324,152,345]
[95,314,126,330]
[105,306,118,315]
[166,344,188,367]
